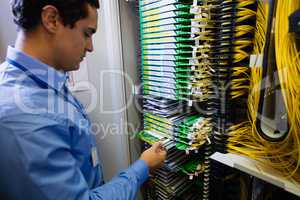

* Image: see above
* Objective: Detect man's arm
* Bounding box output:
[0,113,165,200]
[91,142,167,199]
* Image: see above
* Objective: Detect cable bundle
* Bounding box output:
[218,0,256,100]
[209,0,257,157]
[206,1,258,200]
[189,0,219,102]
[227,0,300,185]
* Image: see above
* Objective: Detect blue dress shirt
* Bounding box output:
[0,46,148,200]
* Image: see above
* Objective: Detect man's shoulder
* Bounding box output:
[0,61,81,131]
[0,79,55,113]
[0,60,52,104]
[0,80,69,127]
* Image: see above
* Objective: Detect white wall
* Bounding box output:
[81,0,132,180]
[0,1,17,62]
[118,0,143,168]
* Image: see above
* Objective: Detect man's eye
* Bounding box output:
[84,32,91,38]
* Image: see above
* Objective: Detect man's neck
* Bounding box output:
[14,31,59,70]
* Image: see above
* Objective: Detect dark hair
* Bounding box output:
[11,0,100,31]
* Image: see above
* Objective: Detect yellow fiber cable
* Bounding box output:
[228,0,300,184]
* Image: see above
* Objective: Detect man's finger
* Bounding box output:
[152,141,162,149]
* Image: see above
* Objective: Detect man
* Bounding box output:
[0,0,166,199]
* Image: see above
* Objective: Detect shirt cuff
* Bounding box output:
[128,160,149,186]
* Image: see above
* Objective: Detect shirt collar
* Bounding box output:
[6,46,68,92]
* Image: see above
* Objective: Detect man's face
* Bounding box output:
[54,4,98,71]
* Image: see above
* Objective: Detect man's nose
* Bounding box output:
[86,38,94,52]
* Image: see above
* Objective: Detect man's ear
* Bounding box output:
[40,5,62,33]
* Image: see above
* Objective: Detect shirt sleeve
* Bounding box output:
[0,113,149,200]
[91,160,148,200]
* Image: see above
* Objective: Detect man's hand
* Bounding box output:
[139,142,167,170]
